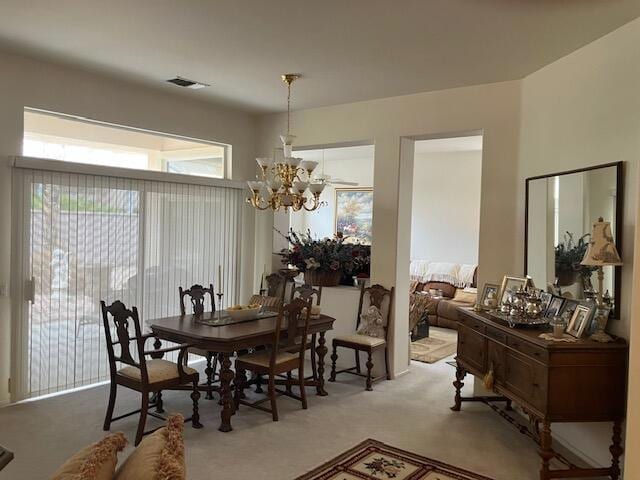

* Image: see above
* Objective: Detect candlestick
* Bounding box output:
[218,265,223,294]
[216,293,224,321]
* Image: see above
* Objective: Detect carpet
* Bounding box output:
[411,328,457,364]
[296,438,494,480]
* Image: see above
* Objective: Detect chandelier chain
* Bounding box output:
[287,81,291,135]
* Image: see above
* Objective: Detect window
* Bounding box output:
[23,110,228,179]
[12,166,243,399]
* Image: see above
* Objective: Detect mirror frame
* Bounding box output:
[524,161,623,319]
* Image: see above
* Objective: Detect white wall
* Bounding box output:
[290,146,375,241]
[518,17,640,471]
[0,49,258,405]
[256,80,523,381]
[411,149,481,264]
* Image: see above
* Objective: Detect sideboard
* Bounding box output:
[453,307,628,480]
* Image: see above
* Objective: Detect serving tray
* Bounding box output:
[486,311,550,328]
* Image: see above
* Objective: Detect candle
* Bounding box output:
[218,265,223,294]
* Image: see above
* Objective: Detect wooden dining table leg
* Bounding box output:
[218,353,234,432]
[316,330,328,396]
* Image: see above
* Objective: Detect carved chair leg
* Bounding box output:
[310,334,318,380]
[299,365,307,409]
[384,346,391,380]
[355,350,361,374]
[204,353,214,400]
[255,374,264,393]
[103,381,117,431]
[286,371,293,394]
[135,391,149,446]
[451,362,466,411]
[234,365,246,409]
[191,380,203,429]
[329,344,338,382]
[365,351,374,391]
[155,390,164,413]
[268,374,278,422]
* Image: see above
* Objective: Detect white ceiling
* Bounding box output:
[0,1,638,113]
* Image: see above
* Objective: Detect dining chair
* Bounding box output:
[101,300,202,446]
[234,297,313,421]
[179,284,218,399]
[329,284,394,391]
[290,284,322,382]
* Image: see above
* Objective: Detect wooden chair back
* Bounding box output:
[179,284,215,315]
[248,294,283,312]
[355,284,395,341]
[270,298,313,369]
[290,284,322,306]
[101,300,149,383]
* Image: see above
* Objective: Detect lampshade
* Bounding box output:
[581,217,623,266]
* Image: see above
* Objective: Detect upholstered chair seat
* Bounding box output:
[333,334,386,348]
[235,350,298,369]
[119,359,198,384]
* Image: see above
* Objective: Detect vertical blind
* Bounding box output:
[13,165,243,399]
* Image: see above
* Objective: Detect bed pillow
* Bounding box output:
[114,414,185,480]
[51,432,127,480]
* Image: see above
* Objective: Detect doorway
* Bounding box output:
[407,134,483,365]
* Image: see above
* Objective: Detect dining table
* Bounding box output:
[150,311,335,432]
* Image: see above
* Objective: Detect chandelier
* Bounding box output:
[247,74,325,212]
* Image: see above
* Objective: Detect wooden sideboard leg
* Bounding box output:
[539,420,554,480]
[610,419,623,480]
[218,353,234,432]
[451,362,466,411]
[316,331,328,396]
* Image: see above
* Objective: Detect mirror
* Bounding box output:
[525,162,622,318]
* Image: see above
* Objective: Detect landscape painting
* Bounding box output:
[334,188,373,245]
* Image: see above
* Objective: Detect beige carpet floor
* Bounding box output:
[411,327,458,364]
[0,358,545,479]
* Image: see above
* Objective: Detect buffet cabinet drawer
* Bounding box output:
[458,324,486,373]
[459,314,486,335]
[507,336,548,363]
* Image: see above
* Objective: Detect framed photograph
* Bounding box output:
[559,299,580,321]
[540,292,553,313]
[480,283,499,309]
[544,295,564,318]
[334,188,373,245]
[566,305,592,338]
[499,275,531,305]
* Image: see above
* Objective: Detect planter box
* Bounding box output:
[304,270,341,287]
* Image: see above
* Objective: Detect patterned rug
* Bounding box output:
[410,328,457,364]
[296,439,494,480]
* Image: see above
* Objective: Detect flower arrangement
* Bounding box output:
[555,232,595,285]
[277,230,371,284]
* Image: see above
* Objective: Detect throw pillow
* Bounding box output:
[51,432,127,480]
[453,289,477,304]
[114,414,186,480]
[356,306,385,338]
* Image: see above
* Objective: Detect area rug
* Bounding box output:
[411,327,457,364]
[295,439,494,480]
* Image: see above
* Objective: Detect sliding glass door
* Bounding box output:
[12,165,243,400]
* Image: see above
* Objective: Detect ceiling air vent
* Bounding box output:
[166,76,209,90]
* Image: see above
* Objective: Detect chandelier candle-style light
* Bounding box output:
[247,74,326,212]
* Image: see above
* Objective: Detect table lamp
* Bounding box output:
[580,217,623,342]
